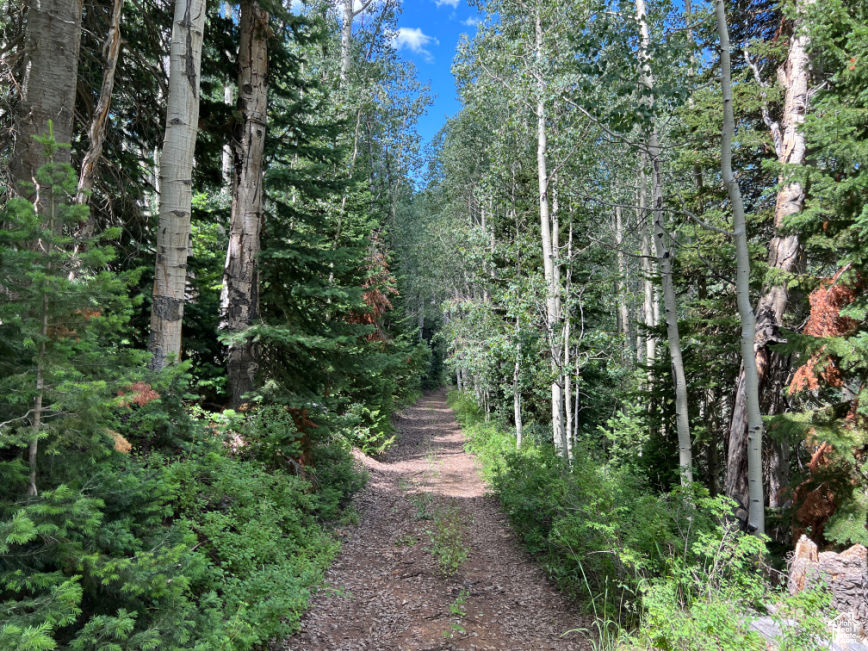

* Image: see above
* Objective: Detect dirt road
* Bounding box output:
[283,389,588,650]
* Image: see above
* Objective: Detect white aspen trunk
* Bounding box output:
[513,316,523,448]
[221,0,268,407]
[148,0,207,371]
[339,0,353,87]
[726,0,814,511]
[11,0,83,199]
[512,205,523,449]
[222,83,234,190]
[639,171,657,369]
[76,0,122,206]
[535,9,566,456]
[715,0,765,534]
[573,355,580,445]
[615,205,633,355]
[563,219,574,463]
[481,203,491,304]
[636,0,693,484]
[339,0,374,88]
[564,313,573,462]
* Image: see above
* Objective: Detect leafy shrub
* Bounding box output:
[166,443,342,647]
[427,501,469,576]
[449,390,836,647]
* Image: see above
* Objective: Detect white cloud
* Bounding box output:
[392,27,439,62]
[435,0,459,7]
[462,16,480,27]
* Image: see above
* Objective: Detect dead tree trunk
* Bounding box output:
[221,0,269,406]
[75,0,123,205]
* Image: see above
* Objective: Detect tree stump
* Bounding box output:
[788,535,868,638]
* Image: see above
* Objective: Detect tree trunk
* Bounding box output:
[512,326,522,450]
[339,0,353,87]
[10,0,83,199]
[564,220,574,462]
[76,0,123,206]
[148,0,207,371]
[12,0,82,494]
[222,83,234,190]
[716,0,765,534]
[67,0,122,280]
[726,0,813,513]
[534,9,566,456]
[573,348,581,444]
[339,0,374,88]
[221,0,268,407]
[28,196,56,497]
[639,169,656,370]
[636,0,693,484]
[615,205,632,354]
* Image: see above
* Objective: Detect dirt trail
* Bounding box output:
[283,388,588,650]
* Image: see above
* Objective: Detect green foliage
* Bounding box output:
[427,501,469,577]
[451,391,835,646]
[772,0,868,547]
[0,149,368,649]
[0,134,140,488]
[165,443,342,648]
[1,404,360,650]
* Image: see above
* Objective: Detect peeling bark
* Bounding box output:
[76,0,123,206]
[221,0,269,407]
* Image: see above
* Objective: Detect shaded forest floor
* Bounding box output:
[282,388,589,650]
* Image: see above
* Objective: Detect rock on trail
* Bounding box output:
[282,388,588,650]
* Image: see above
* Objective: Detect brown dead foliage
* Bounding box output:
[789,267,859,394]
[117,381,160,407]
[107,429,132,454]
[348,232,398,342]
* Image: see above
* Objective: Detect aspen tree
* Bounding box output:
[148,0,207,370]
[725,0,815,511]
[635,0,693,483]
[534,6,566,456]
[339,0,375,88]
[715,0,765,534]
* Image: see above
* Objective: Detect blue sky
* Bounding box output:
[388,1,481,148]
